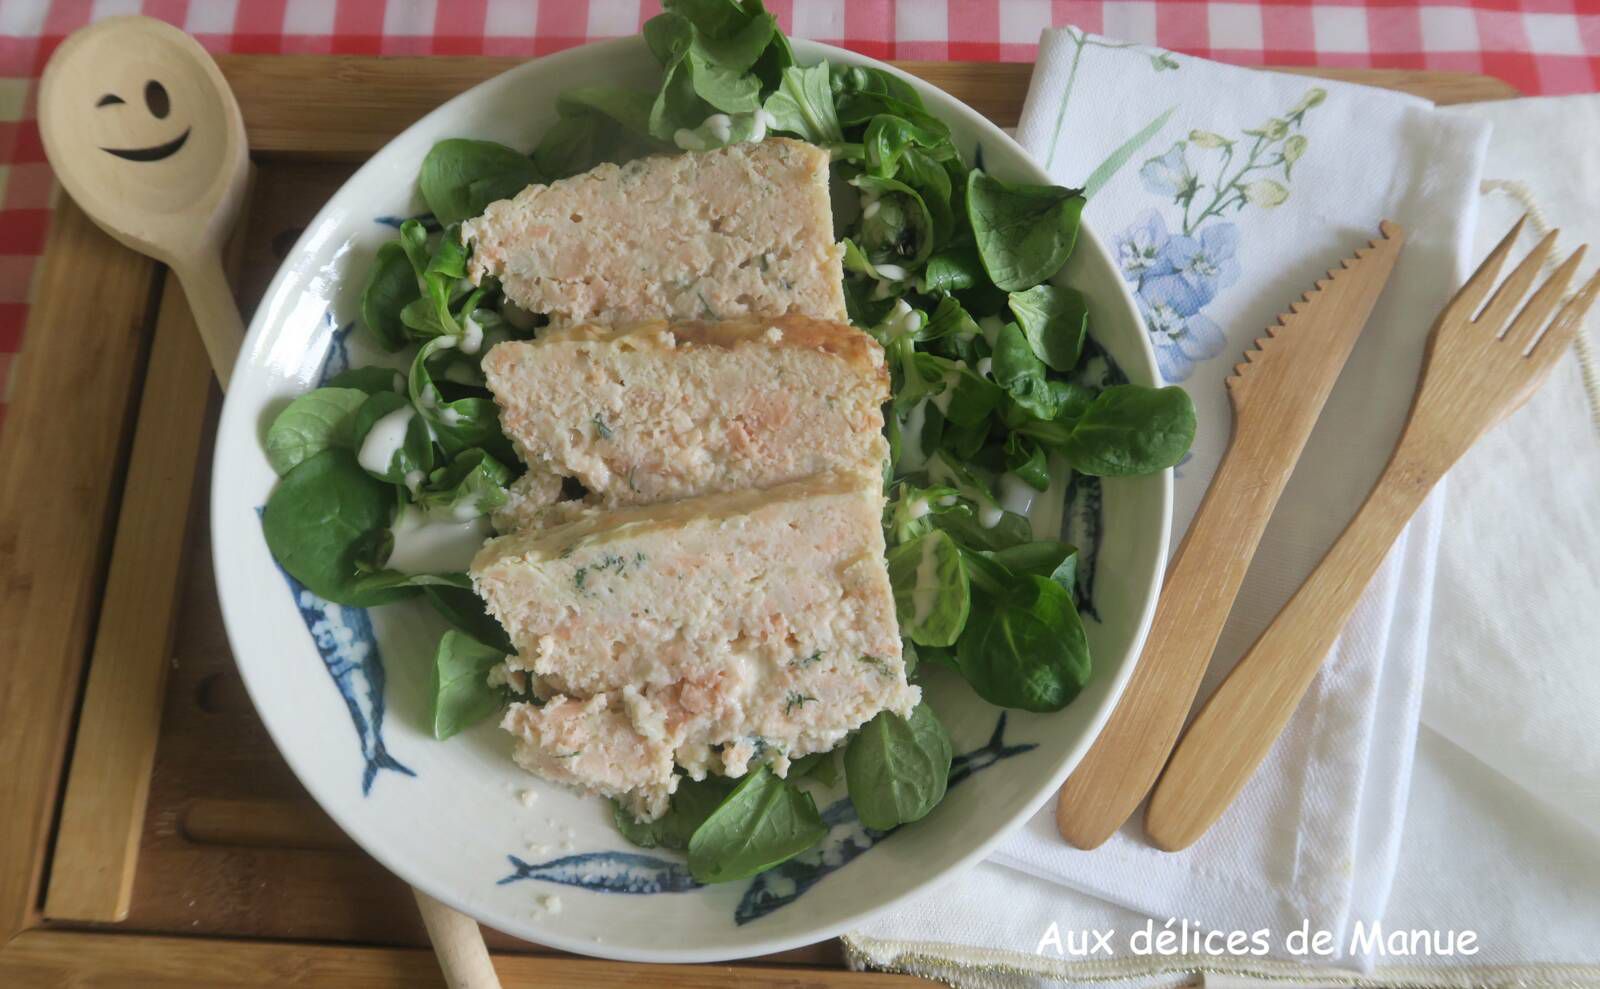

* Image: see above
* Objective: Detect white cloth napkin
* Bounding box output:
[848,26,1491,977]
[1427,96,1600,844]
[1376,94,1600,972]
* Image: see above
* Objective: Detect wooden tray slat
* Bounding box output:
[41,271,216,924]
[0,929,924,987]
[0,198,161,944]
[217,55,1516,159]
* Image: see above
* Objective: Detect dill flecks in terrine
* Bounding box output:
[461,137,847,328]
[470,471,915,819]
[481,313,889,531]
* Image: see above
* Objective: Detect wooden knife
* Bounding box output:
[1055,220,1407,849]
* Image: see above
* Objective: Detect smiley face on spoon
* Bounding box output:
[37,14,251,382]
[38,14,247,260]
[96,79,191,162]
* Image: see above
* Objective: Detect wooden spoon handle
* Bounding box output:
[414,889,503,989]
[1055,435,1289,848]
[1143,450,1439,851]
[172,252,245,388]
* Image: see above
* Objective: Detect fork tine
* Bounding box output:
[1504,245,1586,352]
[1446,215,1526,322]
[1526,265,1600,367]
[1477,228,1559,334]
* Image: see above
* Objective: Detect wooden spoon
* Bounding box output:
[1145,217,1600,851]
[39,17,502,989]
[39,15,248,385]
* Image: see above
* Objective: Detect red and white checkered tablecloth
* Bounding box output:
[2,0,1597,430]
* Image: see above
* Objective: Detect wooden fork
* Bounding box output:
[1143,216,1600,852]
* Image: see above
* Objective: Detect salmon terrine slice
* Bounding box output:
[470,472,915,818]
[461,137,847,327]
[483,314,889,532]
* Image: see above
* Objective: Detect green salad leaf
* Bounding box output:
[918,244,984,296]
[261,449,418,608]
[886,529,969,649]
[424,585,514,655]
[431,630,507,739]
[1008,284,1088,372]
[1022,384,1196,476]
[966,171,1086,292]
[787,749,839,786]
[761,61,842,144]
[956,575,1091,712]
[845,703,953,830]
[408,336,515,462]
[263,387,368,476]
[535,89,662,179]
[963,541,1078,597]
[419,139,543,224]
[687,766,827,883]
[360,241,421,352]
[612,774,736,850]
[325,366,406,395]
[991,321,1062,420]
[414,449,511,518]
[853,174,936,268]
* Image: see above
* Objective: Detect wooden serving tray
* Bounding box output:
[0,57,1515,986]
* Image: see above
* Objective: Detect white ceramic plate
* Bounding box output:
[211,37,1170,963]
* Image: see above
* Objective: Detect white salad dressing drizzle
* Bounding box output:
[386,505,493,575]
[899,399,929,470]
[674,109,775,151]
[749,108,775,142]
[998,472,1038,518]
[930,363,965,416]
[975,357,992,379]
[928,454,1005,528]
[459,314,484,355]
[358,405,415,476]
[882,298,922,339]
[907,497,930,520]
[909,532,943,626]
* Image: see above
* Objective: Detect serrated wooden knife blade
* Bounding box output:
[1055,219,1405,850]
[1226,220,1407,416]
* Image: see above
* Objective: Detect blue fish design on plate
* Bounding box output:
[496,713,1036,925]
[267,550,415,795]
[498,852,699,895]
[316,316,355,385]
[375,212,442,233]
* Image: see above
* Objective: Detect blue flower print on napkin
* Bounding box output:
[1139,144,1200,205]
[1134,259,1228,382]
[1110,86,1325,382]
[1167,224,1241,296]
